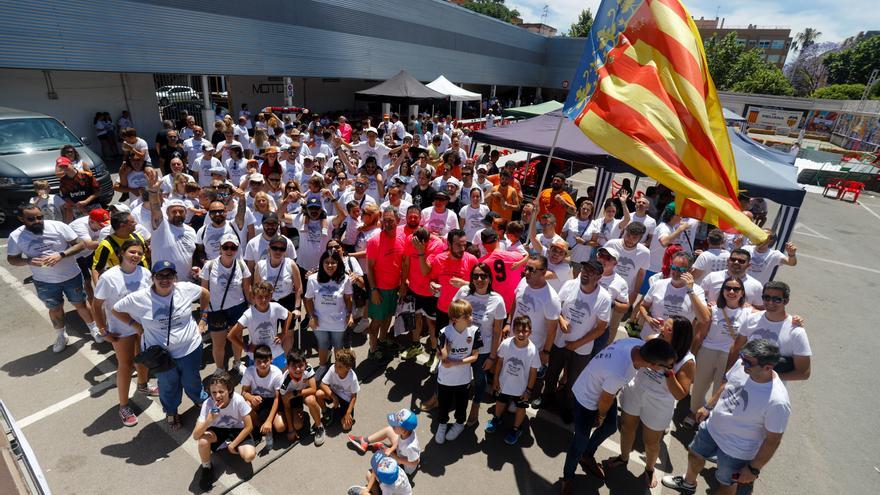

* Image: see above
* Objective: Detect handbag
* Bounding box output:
[207,260,237,327]
[134,292,176,372]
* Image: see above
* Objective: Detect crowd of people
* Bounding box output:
[6,108,811,494]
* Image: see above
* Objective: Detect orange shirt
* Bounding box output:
[487,185,519,221]
[539,188,574,228]
[487,174,522,193]
[434,163,462,180]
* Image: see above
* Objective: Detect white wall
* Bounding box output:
[227,76,376,116]
[0,69,161,156]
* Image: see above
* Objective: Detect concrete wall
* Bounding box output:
[0,69,161,155]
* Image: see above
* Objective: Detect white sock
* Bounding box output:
[87,321,98,331]
[201,461,211,468]
[56,328,66,336]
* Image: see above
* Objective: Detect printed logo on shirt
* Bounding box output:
[749,327,779,343]
[504,356,525,378]
[517,292,537,315]
[254,321,276,342]
[721,385,750,412]
[663,293,686,315]
[617,256,636,270]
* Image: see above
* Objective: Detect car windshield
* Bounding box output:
[0,118,82,155]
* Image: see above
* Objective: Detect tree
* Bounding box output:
[792,28,822,54]
[461,0,520,24]
[823,36,880,85]
[812,83,867,99]
[786,41,837,96]
[731,68,794,96]
[703,33,745,90]
[703,33,794,95]
[565,8,593,37]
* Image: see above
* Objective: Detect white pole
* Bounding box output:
[200,74,213,127]
[529,114,565,233]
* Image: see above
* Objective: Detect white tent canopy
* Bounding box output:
[426,76,482,101]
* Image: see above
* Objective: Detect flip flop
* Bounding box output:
[645,468,657,488]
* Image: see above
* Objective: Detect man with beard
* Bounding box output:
[638,251,710,340]
[539,172,576,229]
[148,182,198,281]
[700,249,765,309]
[242,211,296,275]
[7,203,100,352]
[397,205,422,239]
[194,197,245,265]
[365,206,407,360]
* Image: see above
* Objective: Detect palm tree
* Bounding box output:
[792,28,821,54]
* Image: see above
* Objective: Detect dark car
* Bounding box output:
[0,107,114,223]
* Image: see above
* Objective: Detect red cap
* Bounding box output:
[89,208,110,226]
[56,156,72,168]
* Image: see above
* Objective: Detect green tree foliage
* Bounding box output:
[731,68,794,96]
[565,8,594,37]
[823,36,880,85]
[704,33,794,95]
[462,0,521,24]
[792,28,822,53]
[813,83,880,100]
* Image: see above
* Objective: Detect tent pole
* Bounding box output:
[529,114,565,234]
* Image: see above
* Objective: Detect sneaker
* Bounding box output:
[403,344,424,360]
[264,432,274,450]
[367,348,384,361]
[119,405,138,427]
[368,442,386,451]
[90,326,105,344]
[314,426,326,447]
[434,423,448,444]
[504,428,523,445]
[348,487,366,495]
[682,416,697,429]
[347,434,369,453]
[429,356,439,375]
[321,407,334,426]
[52,331,68,353]
[232,361,247,375]
[485,416,501,433]
[354,319,370,333]
[445,423,465,441]
[661,475,697,494]
[137,383,160,397]
[198,464,214,491]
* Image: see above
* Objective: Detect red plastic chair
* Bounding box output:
[822,178,844,198]
[840,181,865,203]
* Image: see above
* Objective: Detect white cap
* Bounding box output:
[220,233,239,246]
[164,199,186,209]
[446,177,461,189]
[249,173,265,182]
[209,167,227,176]
[110,203,131,213]
[365,127,378,135]
[315,153,326,160]
[476,164,488,172]
[598,245,619,260]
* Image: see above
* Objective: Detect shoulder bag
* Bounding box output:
[207,260,238,328]
[134,292,176,372]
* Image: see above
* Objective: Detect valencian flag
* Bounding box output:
[564,0,767,243]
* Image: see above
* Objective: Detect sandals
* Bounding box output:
[165,413,181,431]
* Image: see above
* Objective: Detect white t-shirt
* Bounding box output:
[93,265,152,337]
[237,303,289,359]
[225,158,249,186]
[641,279,706,339]
[599,272,629,305]
[692,248,730,282]
[700,270,763,308]
[113,282,203,358]
[160,172,195,196]
[192,156,223,187]
[437,324,483,386]
[183,137,208,165]
[512,280,562,350]
[196,222,240,261]
[743,246,787,285]
[648,222,678,272]
[604,238,650,293]
[257,258,296,300]
[563,216,593,262]
[496,336,541,396]
[68,215,102,258]
[30,194,64,221]
[555,280,613,355]
[452,287,506,355]
[198,393,251,429]
[397,431,421,465]
[631,213,656,244]
[243,235,297,264]
[201,259,250,310]
[353,141,391,169]
[706,361,791,459]
[572,337,641,409]
[292,216,330,271]
[546,257,573,294]
[631,348,694,404]
[739,313,812,357]
[420,207,458,237]
[321,367,360,402]
[280,365,315,395]
[305,274,352,332]
[702,305,751,352]
[587,217,623,247]
[151,219,197,281]
[379,469,413,495]
[8,221,81,283]
[241,365,284,399]
[459,204,490,241]
[216,140,242,162]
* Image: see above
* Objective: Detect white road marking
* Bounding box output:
[17,379,116,428]
[792,223,830,240]
[860,202,880,223]
[0,264,264,495]
[797,253,880,274]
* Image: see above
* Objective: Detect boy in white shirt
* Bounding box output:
[435,299,482,445]
[348,408,421,475]
[486,316,541,445]
[279,351,323,445]
[317,348,360,433]
[240,345,284,450]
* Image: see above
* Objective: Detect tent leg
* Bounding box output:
[769,205,799,281]
[528,115,565,233]
[592,168,615,220]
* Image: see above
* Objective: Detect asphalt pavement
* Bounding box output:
[0,185,877,495]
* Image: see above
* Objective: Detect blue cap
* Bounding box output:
[151,260,177,273]
[387,408,417,431]
[306,197,321,209]
[375,456,399,485]
[370,451,385,473]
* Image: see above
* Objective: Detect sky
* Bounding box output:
[510,0,879,44]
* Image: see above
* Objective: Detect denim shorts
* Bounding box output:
[34,274,86,309]
[314,330,345,351]
[689,423,750,486]
[208,301,248,332]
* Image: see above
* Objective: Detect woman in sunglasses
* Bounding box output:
[686,277,749,427]
[200,233,252,374]
[58,144,91,173]
[607,315,694,488]
[253,235,302,353]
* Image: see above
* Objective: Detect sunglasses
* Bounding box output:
[472,272,489,280]
[761,294,785,304]
[669,265,688,273]
[524,266,544,273]
[25,215,44,222]
[269,245,287,252]
[355,182,367,187]
[723,285,743,293]
[221,244,238,251]
[729,258,748,265]
[209,210,226,215]
[739,352,757,369]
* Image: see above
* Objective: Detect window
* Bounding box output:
[747,40,757,47]
[771,39,786,49]
[758,40,772,49]
[766,54,782,63]
[0,118,82,156]
[736,38,747,46]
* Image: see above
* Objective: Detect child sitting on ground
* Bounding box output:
[316,348,359,432]
[348,408,421,475]
[279,350,325,446]
[435,299,482,445]
[347,452,413,495]
[485,315,541,445]
[193,371,256,492]
[240,344,284,451]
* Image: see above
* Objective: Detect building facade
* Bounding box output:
[694,17,792,68]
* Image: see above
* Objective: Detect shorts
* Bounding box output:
[254,397,277,422]
[412,293,438,319]
[34,274,86,310]
[639,270,657,295]
[435,310,450,330]
[367,288,398,321]
[689,423,750,486]
[208,301,249,332]
[276,292,297,312]
[497,392,529,409]
[207,427,255,452]
[285,394,305,411]
[76,255,93,281]
[314,330,345,351]
[618,382,674,431]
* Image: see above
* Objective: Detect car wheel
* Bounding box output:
[159,97,169,106]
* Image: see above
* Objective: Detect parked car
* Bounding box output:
[155,85,200,106]
[160,101,216,128]
[0,107,114,224]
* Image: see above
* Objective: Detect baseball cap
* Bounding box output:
[151,260,177,274]
[315,152,326,160]
[553,172,566,181]
[209,167,227,177]
[386,408,418,431]
[580,259,603,274]
[664,202,677,215]
[597,246,619,260]
[446,177,461,189]
[262,211,280,224]
[284,123,295,130]
[375,455,399,486]
[229,142,243,150]
[202,143,215,152]
[279,144,291,152]
[249,173,265,183]
[88,208,110,226]
[110,203,131,214]
[434,191,450,200]
[550,238,569,251]
[220,233,239,246]
[164,199,186,210]
[302,155,314,162]
[56,156,72,168]
[480,229,499,244]
[365,127,378,135]
[476,164,488,172]
[305,197,322,209]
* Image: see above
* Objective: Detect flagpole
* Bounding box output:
[529,114,565,235]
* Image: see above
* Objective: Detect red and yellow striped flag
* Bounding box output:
[564,0,766,243]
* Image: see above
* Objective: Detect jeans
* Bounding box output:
[545,346,591,413]
[157,346,208,415]
[563,398,619,480]
[471,353,490,405]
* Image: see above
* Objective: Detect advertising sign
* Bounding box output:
[745,106,804,130]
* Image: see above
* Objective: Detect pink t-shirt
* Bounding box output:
[366,231,406,290]
[479,249,526,312]
[403,235,447,296]
[429,251,478,312]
